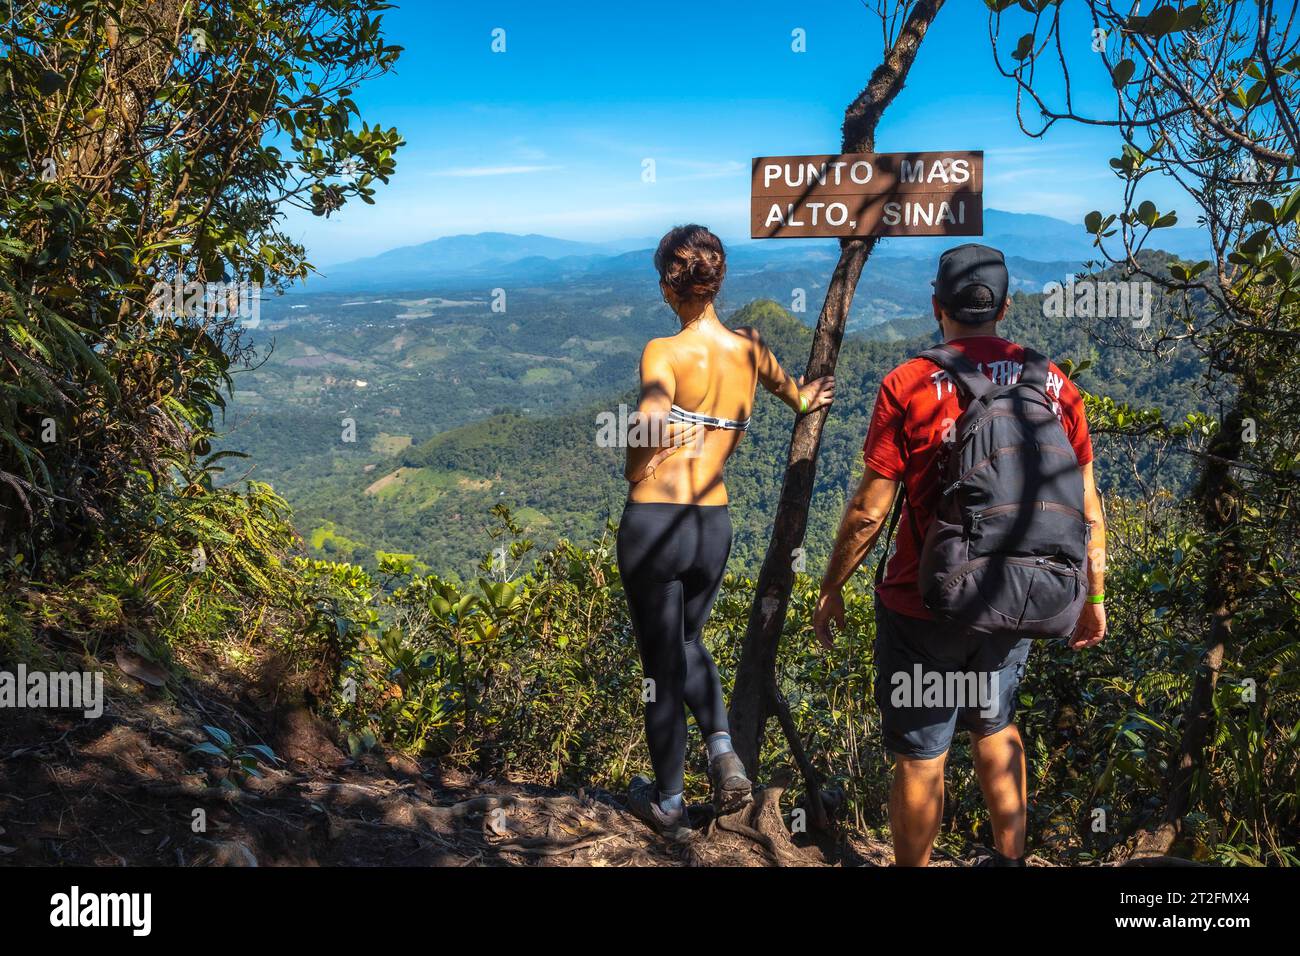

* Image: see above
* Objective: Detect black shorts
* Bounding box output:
[873,601,1032,759]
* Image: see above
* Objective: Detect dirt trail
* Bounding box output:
[0,660,902,867]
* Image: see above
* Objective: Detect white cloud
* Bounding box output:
[431,164,563,178]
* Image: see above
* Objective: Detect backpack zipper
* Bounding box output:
[936,554,1079,595]
[972,501,1085,522]
[942,444,1077,498]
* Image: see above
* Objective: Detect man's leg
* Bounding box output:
[970,722,1026,858]
[874,603,960,867]
[890,751,947,866]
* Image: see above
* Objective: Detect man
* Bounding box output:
[812,243,1107,867]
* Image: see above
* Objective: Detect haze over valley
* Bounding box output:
[221,211,1207,577]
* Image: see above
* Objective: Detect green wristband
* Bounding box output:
[799,394,809,413]
[1086,592,1105,604]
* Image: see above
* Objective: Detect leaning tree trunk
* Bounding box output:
[1131,405,1244,858]
[727,0,946,824]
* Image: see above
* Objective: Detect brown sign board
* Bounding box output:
[751,150,983,239]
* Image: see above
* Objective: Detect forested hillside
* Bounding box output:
[216,240,1080,501]
[287,252,1206,579]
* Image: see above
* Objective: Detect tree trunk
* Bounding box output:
[728,0,946,803]
[1131,406,1243,858]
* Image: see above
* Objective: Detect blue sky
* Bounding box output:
[290,0,1184,266]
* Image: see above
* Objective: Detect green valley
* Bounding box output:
[223,252,1207,580]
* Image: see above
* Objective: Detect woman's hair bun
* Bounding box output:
[654,224,726,302]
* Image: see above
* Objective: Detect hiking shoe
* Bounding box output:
[709,750,753,815]
[971,845,1027,867]
[627,775,693,842]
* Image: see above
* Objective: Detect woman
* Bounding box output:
[618,224,835,840]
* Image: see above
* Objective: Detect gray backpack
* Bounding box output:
[883,344,1089,639]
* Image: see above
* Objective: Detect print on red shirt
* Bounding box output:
[862,336,1093,621]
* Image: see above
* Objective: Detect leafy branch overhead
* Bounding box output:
[990,0,1300,857]
[0,0,403,557]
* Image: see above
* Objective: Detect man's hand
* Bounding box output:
[813,588,846,650]
[1068,601,1106,650]
[811,468,899,650]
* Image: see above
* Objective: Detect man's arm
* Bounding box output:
[813,465,901,648]
[1070,460,1107,649]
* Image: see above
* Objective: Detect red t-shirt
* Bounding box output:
[862,336,1093,620]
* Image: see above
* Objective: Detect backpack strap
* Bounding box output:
[918,344,993,403]
[874,490,904,587]
[1019,347,1050,390]
[873,483,923,587]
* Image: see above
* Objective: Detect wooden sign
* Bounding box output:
[751,150,983,239]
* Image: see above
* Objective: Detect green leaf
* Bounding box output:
[1248,199,1276,223]
[1277,186,1300,222]
[1112,58,1135,88]
[1239,228,1270,255]
[203,725,233,748]
[246,744,280,764]
[1128,4,1179,38]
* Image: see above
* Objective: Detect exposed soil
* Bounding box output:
[0,653,914,867]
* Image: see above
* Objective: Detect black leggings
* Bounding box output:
[616,502,732,796]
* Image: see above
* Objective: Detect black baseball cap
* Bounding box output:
[932,243,1009,324]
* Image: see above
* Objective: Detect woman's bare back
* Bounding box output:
[627,322,763,505]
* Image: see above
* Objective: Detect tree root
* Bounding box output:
[714,781,813,867]
[487,833,619,856]
[768,683,828,831]
[1115,851,1207,867]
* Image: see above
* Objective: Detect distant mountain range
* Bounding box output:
[304,209,1212,293]
[317,232,656,281]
